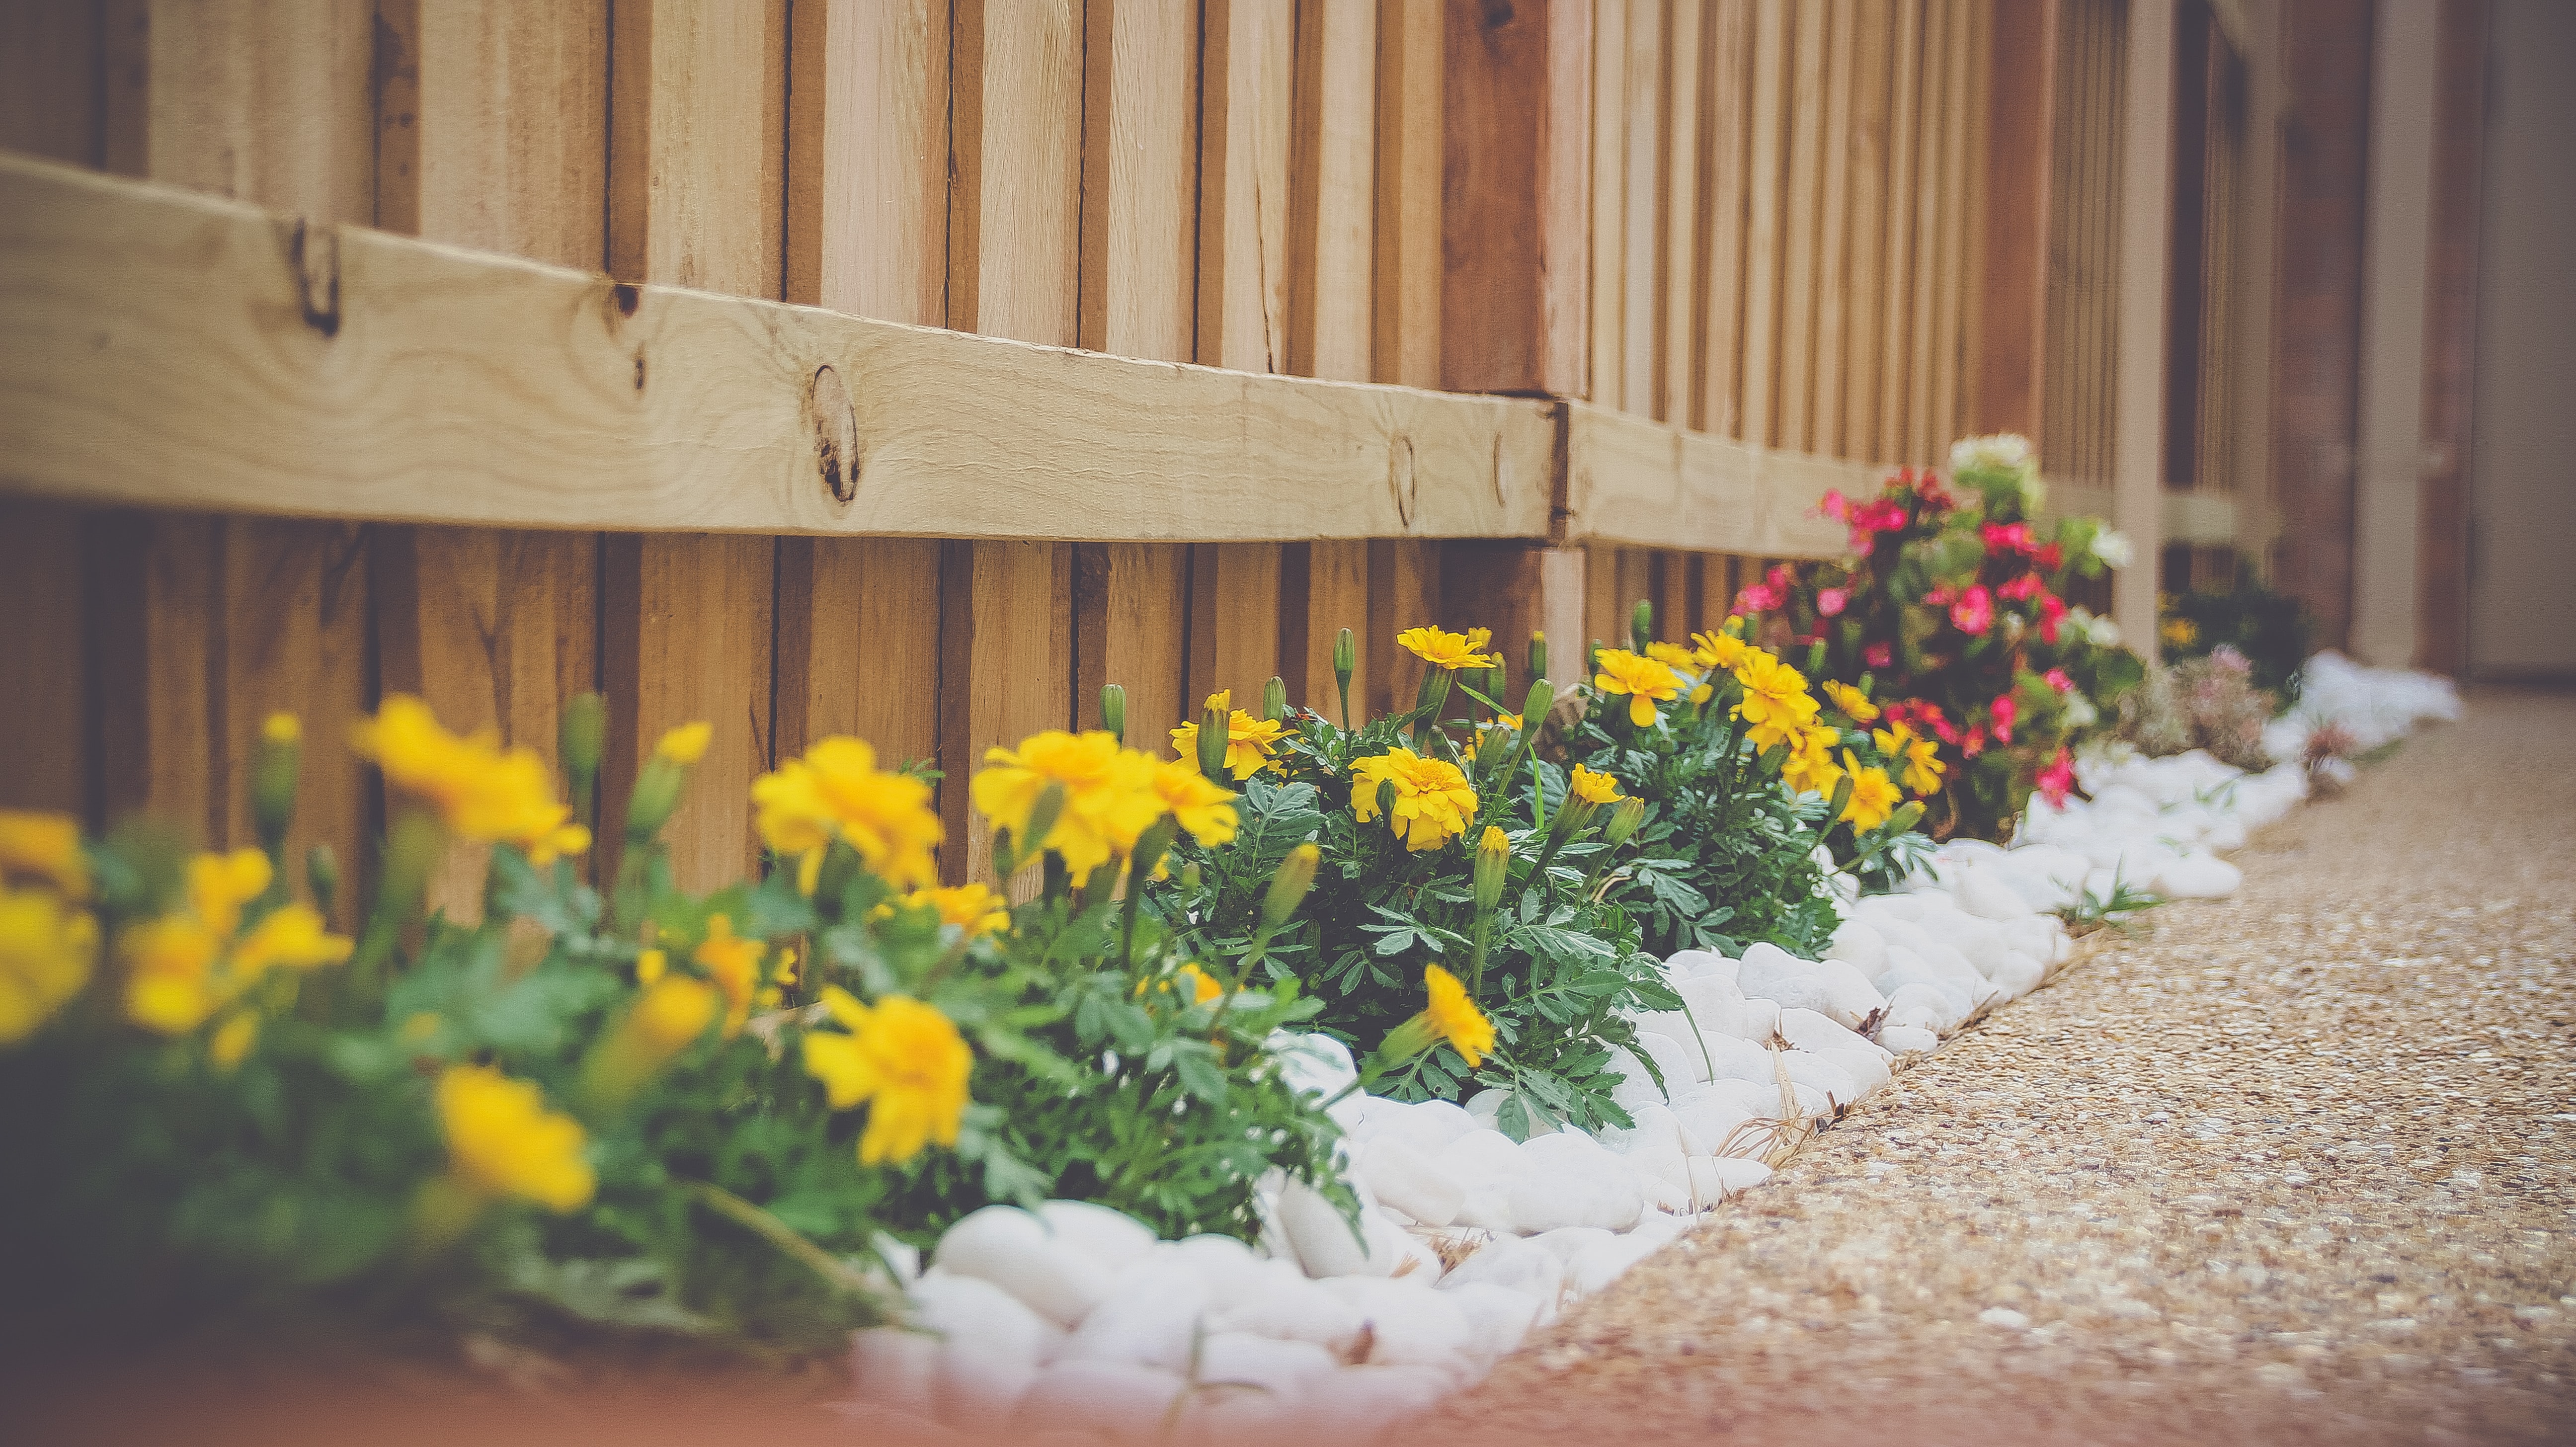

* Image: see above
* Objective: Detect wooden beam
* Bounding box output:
[0,156,1559,543]
[1560,402,1866,558]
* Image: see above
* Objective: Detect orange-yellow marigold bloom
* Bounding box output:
[1422,965,1496,1069]
[0,811,88,898]
[972,730,1167,885]
[1732,650,1820,749]
[1592,649,1685,727]
[1396,625,1499,672]
[804,987,972,1166]
[1151,759,1240,847]
[437,1063,596,1212]
[1169,691,1287,782]
[1350,748,1479,852]
[1567,763,1625,805]
[884,883,1012,941]
[753,736,944,893]
[1840,754,1902,832]
[0,884,97,1045]
[1821,679,1881,724]
[352,696,590,865]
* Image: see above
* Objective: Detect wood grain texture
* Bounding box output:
[784,0,949,321]
[1776,0,1828,453]
[1197,0,1293,372]
[1660,0,1703,428]
[1587,0,1626,406]
[1279,538,1371,715]
[1080,0,1197,359]
[942,541,1074,888]
[1288,0,1377,383]
[132,0,378,223]
[1976,0,2058,441]
[1439,0,1589,396]
[1562,401,1864,557]
[1615,0,1662,417]
[1840,0,1892,461]
[949,0,1082,345]
[1374,0,1441,389]
[0,157,1559,543]
[1810,0,1857,456]
[0,0,101,165]
[0,500,91,813]
[1074,541,1189,748]
[1365,539,1442,719]
[82,512,218,840]
[1187,542,1283,720]
[405,0,607,268]
[1697,0,1753,438]
[774,537,944,769]
[2414,0,2489,677]
[610,0,785,295]
[1877,0,1924,463]
[1738,0,1788,447]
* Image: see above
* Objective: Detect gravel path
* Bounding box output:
[1442,688,2576,1446]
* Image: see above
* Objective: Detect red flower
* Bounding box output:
[1817,587,1848,617]
[2035,747,2077,807]
[2035,543,2064,570]
[1923,584,1955,607]
[1990,694,2017,744]
[2036,592,2067,643]
[1863,641,1893,669]
[1979,521,2036,556]
[1960,726,1986,758]
[1950,585,1994,636]
[1737,583,1781,613]
[2044,668,2074,692]
[1997,572,2043,603]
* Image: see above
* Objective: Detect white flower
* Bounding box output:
[2086,614,2123,648]
[2092,528,2134,568]
[1949,433,2035,477]
[2064,693,2098,728]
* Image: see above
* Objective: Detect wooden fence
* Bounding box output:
[0,0,2073,904]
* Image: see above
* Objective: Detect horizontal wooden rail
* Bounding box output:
[0,155,1552,544]
[1557,402,1860,559]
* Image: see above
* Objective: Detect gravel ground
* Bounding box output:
[1441,687,2576,1447]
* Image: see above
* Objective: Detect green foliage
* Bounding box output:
[2159,570,2311,697]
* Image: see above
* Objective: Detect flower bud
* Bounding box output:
[1550,791,1600,843]
[1603,797,1647,847]
[1473,719,1516,775]
[306,843,339,924]
[1472,826,1510,914]
[1261,675,1288,724]
[1826,773,1856,825]
[1806,639,1827,676]
[1179,861,1202,893]
[1528,631,1548,682]
[1887,800,1927,836]
[1333,629,1356,689]
[1099,684,1127,744]
[1521,678,1555,729]
[1007,782,1068,876]
[623,758,687,843]
[1262,842,1321,928]
[1197,702,1230,777]
[1630,599,1654,653]
[252,713,303,858]
[1128,813,1181,885]
[1412,662,1452,719]
[562,692,606,817]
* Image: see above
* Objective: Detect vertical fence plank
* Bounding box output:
[1776,0,1828,453]
[1438,0,1589,396]
[774,538,945,773]
[1840,0,1891,461]
[1738,0,1788,447]
[1877,0,1924,463]
[1375,0,1441,390]
[1197,0,1293,373]
[1277,540,1372,715]
[1190,543,1284,712]
[947,0,1081,884]
[1617,0,1664,416]
[1697,0,1752,437]
[1075,0,1196,752]
[0,501,88,813]
[1931,0,1978,451]
[0,0,100,165]
[1905,0,1949,464]
[1661,0,1703,427]
[1366,541,1443,720]
[1588,0,1626,405]
[1811,0,1858,457]
[601,0,784,891]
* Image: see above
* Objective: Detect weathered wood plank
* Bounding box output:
[1375,0,1440,389]
[0,500,88,813]
[785,0,949,322]
[774,536,946,768]
[1587,0,1626,406]
[1561,401,1864,558]
[1617,0,1663,416]
[1197,0,1293,373]
[1439,0,1589,397]
[0,157,1559,542]
[1288,0,1377,384]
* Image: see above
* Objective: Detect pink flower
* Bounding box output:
[2036,593,2067,643]
[1819,488,1851,522]
[2035,748,2076,807]
[1949,585,1993,636]
[1816,587,1848,617]
[1997,572,2043,602]
[1960,726,1986,758]
[1923,584,1955,607]
[1979,521,2036,556]
[1766,564,1794,593]
[1737,584,1780,614]
[2044,668,2074,693]
[1990,693,2016,744]
[1863,642,1893,669]
[2035,543,2064,570]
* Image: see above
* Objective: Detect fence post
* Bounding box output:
[1439,0,1590,397]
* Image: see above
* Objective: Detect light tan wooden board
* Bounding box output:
[1561,402,1866,558]
[0,156,1557,542]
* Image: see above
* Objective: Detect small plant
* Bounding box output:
[2061,871,2162,938]
[2116,645,2274,771]
[2158,571,2311,697]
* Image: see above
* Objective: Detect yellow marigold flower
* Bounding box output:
[1780,727,1846,797]
[351,696,589,864]
[0,884,97,1045]
[1873,723,1947,796]
[1732,650,1820,748]
[1822,679,1881,724]
[886,883,1012,941]
[436,1063,596,1212]
[261,713,302,746]
[1567,763,1624,805]
[187,848,271,942]
[1174,963,1223,1005]
[804,987,972,1166]
[1643,641,1700,672]
[0,810,89,899]
[631,973,720,1054]
[694,915,776,1037]
[655,721,714,765]
[1692,629,1750,671]
[1151,759,1240,847]
[1350,748,1480,852]
[635,947,666,985]
[230,903,353,978]
[1592,648,1684,727]
[122,916,224,1034]
[1689,681,1714,705]
[1484,713,1523,733]
[1422,965,1496,1069]
[2161,616,2199,648]
[973,730,1167,885]
[1397,625,1499,672]
[209,1011,259,1072]
[1840,754,1903,833]
[753,736,944,893]
[1169,694,1288,782]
